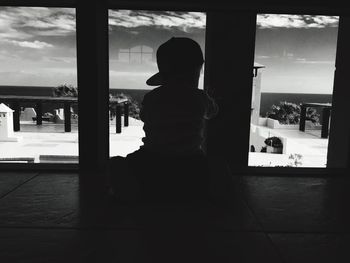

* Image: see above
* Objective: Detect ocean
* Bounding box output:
[0,86,332,116]
[0,86,149,102]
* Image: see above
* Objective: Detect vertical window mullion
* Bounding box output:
[76,1,109,176]
[327,15,350,169]
[205,11,257,170]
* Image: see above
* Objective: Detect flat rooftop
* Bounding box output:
[0,117,144,163]
[249,125,328,168]
[1,120,328,167]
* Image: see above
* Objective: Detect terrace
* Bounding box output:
[0,66,331,167]
[0,116,143,163]
[249,125,328,167]
[0,95,129,133]
[0,95,140,163]
[0,114,328,167]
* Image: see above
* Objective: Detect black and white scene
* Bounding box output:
[1,2,350,263]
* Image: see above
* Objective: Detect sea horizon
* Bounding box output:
[0,85,333,94]
[0,85,333,116]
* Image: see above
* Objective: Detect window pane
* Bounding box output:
[108,10,206,157]
[0,7,78,164]
[249,14,339,168]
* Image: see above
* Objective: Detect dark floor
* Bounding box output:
[0,170,350,262]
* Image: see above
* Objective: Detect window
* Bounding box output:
[0,7,78,164]
[108,10,206,157]
[118,45,154,63]
[248,14,339,168]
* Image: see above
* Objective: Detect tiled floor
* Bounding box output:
[0,171,349,262]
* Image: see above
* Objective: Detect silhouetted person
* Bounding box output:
[109,37,218,202]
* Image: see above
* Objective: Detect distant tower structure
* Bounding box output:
[251,62,265,125]
[0,103,21,142]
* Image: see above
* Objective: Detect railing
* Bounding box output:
[299,102,332,139]
[0,95,129,133]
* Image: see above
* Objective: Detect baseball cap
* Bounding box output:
[146,37,204,86]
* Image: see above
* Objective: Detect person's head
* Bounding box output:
[146,37,204,88]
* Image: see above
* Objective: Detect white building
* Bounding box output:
[251,62,265,125]
[0,103,21,142]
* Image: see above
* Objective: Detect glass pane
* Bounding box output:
[108,10,206,157]
[248,14,339,168]
[0,7,78,164]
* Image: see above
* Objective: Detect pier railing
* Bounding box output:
[0,95,129,133]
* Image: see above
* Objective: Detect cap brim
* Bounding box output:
[146,72,163,86]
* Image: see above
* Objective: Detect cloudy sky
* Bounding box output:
[256,14,339,94]
[108,10,206,90]
[0,8,339,94]
[0,7,77,86]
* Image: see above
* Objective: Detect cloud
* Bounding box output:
[0,11,32,39]
[7,39,53,49]
[0,7,75,40]
[21,14,75,36]
[108,10,205,31]
[257,14,339,28]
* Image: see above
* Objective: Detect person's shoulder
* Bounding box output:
[145,86,164,96]
[143,86,159,97]
[142,86,164,104]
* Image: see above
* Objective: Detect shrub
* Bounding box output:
[264,136,283,148]
[52,84,78,97]
[266,101,319,125]
[53,85,140,120]
[109,93,140,120]
[305,107,319,124]
[52,84,78,114]
[288,153,303,167]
